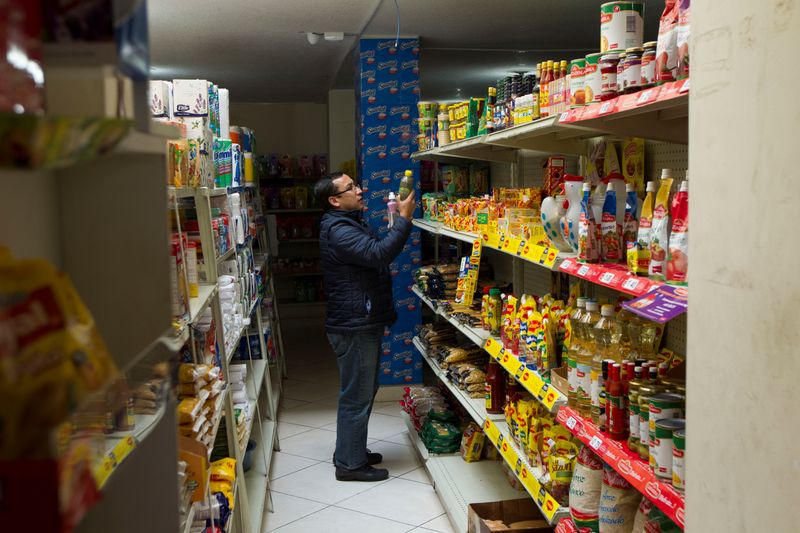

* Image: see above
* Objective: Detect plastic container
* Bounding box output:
[641,41,658,88]
[399,170,414,200]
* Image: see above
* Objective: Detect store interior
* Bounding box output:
[0,1,797,533]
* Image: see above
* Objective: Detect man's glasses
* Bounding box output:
[332,183,359,196]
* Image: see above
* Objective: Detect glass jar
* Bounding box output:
[641,41,657,88]
[599,52,623,100]
[616,52,627,95]
[624,47,643,94]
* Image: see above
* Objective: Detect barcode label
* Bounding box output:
[577,265,591,276]
[626,15,637,33]
[566,416,578,430]
[637,89,653,105]
[599,272,615,284]
[560,112,569,122]
[589,436,603,450]
[622,278,640,291]
[600,102,613,114]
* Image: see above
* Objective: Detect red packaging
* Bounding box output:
[1,1,44,113]
[666,181,688,285]
[656,1,680,84]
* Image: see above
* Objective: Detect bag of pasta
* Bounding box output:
[0,251,117,459]
[460,422,486,463]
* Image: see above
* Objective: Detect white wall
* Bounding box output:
[229,102,328,155]
[327,89,355,172]
[689,2,800,531]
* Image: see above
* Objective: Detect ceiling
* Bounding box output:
[149,0,663,103]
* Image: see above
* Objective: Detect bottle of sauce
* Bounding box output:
[541,60,553,117]
[485,359,506,414]
[607,363,627,440]
[485,87,497,133]
[488,288,503,337]
[532,63,541,120]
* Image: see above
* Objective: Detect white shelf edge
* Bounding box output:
[244,418,277,533]
[189,283,217,324]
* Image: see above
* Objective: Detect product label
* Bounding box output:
[639,413,649,446]
[590,371,601,407]
[653,437,674,478]
[576,362,592,401]
[629,407,640,437]
[672,448,685,489]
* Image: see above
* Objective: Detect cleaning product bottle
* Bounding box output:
[399,169,414,200]
[387,192,397,229]
[577,301,601,417]
[649,171,675,280]
[667,178,689,285]
[567,297,588,409]
[591,304,622,426]
[578,183,598,263]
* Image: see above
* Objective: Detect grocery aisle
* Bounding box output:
[264,321,454,533]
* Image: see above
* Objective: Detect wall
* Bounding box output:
[228,102,328,155]
[689,2,800,531]
[327,89,356,172]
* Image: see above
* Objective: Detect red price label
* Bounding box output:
[636,88,658,106]
[599,272,617,285]
[561,259,573,269]
[589,436,603,450]
[622,277,641,292]
[577,265,591,276]
[559,112,570,122]
[566,416,578,430]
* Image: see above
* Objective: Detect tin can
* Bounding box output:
[648,393,685,433]
[653,419,685,479]
[637,395,651,460]
[640,41,657,88]
[628,402,640,450]
[672,428,685,491]
[600,2,644,52]
[569,58,586,107]
[584,53,603,104]
[623,47,643,93]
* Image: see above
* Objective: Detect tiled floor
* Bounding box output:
[262,322,455,533]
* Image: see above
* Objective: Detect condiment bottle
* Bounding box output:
[485,359,506,414]
[607,363,627,440]
[488,288,503,337]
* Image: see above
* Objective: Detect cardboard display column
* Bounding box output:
[357,38,423,385]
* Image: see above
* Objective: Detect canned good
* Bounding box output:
[672,428,685,491]
[600,1,644,52]
[638,395,651,460]
[653,419,685,479]
[569,58,586,107]
[623,47,643,93]
[628,402,640,450]
[417,101,437,120]
[599,53,623,100]
[584,53,603,104]
[648,393,685,433]
[641,41,657,88]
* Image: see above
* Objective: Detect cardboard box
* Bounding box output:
[468,499,554,533]
[551,366,569,398]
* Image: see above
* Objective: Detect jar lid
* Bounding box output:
[626,47,644,54]
[600,52,623,61]
[643,41,658,48]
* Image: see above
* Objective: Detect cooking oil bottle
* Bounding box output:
[628,314,659,361]
[591,304,622,425]
[576,300,600,417]
[566,297,587,409]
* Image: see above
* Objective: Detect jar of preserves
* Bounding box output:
[641,41,657,88]
[599,52,623,100]
[616,52,627,94]
[624,47,643,94]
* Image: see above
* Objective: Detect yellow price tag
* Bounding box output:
[540,247,559,268]
[483,338,503,359]
[518,368,545,398]
[502,237,521,254]
[523,244,545,263]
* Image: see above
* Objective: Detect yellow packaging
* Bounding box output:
[211,457,237,483]
[210,481,235,508]
[516,399,537,446]
[603,142,621,177]
[622,137,645,191]
[0,251,118,458]
[177,398,200,424]
[460,422,486,463]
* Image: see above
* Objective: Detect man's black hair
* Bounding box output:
[314,171,345,211]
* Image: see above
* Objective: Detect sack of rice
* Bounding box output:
[569,446,604,531]
[599,464,642,532]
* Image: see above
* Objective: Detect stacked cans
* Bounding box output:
[357,38,423,385]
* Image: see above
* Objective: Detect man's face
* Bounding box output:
[329,174,364,211]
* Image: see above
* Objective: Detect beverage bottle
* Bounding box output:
[480,286,492,330]
[387,192,397,229]
[566,297,587,408]
[487,288,503,337]
[485,359,506,414]
[616,306,636,360]
[399,169,414,200]
[576,300,600,417]
[607,363,627,440]
[591,304,622,425]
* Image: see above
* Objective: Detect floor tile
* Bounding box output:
[336,477,445,526]
[272,506,411,533]
[367,440,422,477]
[367,413,410,439]
[271,462,387,505]
[406,529,440,533]
[382,430,413,447]
[420,514,456,533]
[282,379,340,403]
[276,421,316,440]
[280,397,311,410]
[275,428,338,462]
[373,400,403,417]
[262,491,327,532]
[399,467,432,485]
[269,452,320,480]
[278,401,338,428]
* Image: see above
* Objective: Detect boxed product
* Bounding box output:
[173,79,209,116]
[467,499,554,533]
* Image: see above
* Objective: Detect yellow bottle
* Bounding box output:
[576,300,600,417]
[591,304,623,425]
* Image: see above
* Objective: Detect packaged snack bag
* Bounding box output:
[548,441,578,506]
[666,180,689,285]
[656,0,680,83]
[460,422,486,462]
[649,175,674,280]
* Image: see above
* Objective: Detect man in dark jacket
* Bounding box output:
[314,172,415,482]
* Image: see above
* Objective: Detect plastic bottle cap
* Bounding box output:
[626,183,635,192]
[601,304,615,317]
[404,170,413,177]
[645,181,657,192]
[586,301,599,311]
[483,286,491,294]
[661,168,673,178]
[388,192,396,200]
[679,180,688,191]
[576,297,588,308]
[582,182,591,190]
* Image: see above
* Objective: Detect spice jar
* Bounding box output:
[624,47,643,94]
[599,52,623,100]
[641,41,657,88]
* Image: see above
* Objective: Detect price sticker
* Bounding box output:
[497,433,505,446]
[561,259,573,269]
[589,436,603,450]
[517,240,527,256]
[515,458,523,475]
[622,277,641,292]
[577,265,591,276]
[679,79,690,93]
[636,89,656,106]
[599,272,616,285]
[559,112,570,122]
[515,364,525,379]
[536,489,546,505]
[599,101,615,115]
[566,416,578,430]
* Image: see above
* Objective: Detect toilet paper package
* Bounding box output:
[173,79,209,116]
[219,88,231,139]
[213,139,233,187]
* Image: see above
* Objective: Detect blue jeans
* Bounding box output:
[327,327,383,470]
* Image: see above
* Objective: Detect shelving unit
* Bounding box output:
[411,87,690,530]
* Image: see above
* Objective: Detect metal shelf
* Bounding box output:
[189,284,217,324]
[244,418,278,533]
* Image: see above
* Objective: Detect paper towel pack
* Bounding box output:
[149,81,170,117]
[219,88,231,139]
[173,79,209,116]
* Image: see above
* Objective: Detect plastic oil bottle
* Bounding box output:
[566,297,587,409]
[576,300,601,417]
[591,304,622,426]
[399,170,414,200]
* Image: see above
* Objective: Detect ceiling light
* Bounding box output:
[306,32,321,45]
[324,32,344,42]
